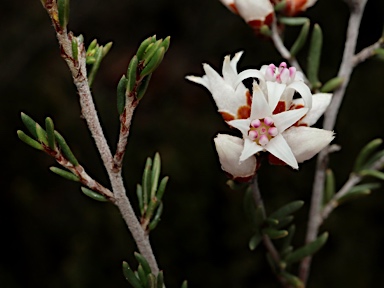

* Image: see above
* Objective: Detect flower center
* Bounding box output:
[265,62,296,84]
[248,117,278,146]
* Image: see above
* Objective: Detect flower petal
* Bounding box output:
[234,0,274,23]
[287,81,312,108]
[250,82,272,119]
[235,69,265,87]
[185,75,209,89]
[272,108,309,132]
[222,55,237,86]
[228,119,251,137]
[296,93,332,126]
[282,126,334,162]
[240,138,263,161]
[214,134,257,179]
[230,51,244,73]
[266,81,286,112]
[265,134,298,169]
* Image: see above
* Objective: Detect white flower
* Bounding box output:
[234,0,275,29]
[229,62,334,169]
[219,0,238,14]
[186,52,251,121]
[214,134,257,180]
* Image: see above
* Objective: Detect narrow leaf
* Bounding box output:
[17,130,43,150]
[102,42,113,58]
[142,157,152,207]
[137,184,144,215]
[50,166,79,182]
[140,47,165,77]
[359,169,384,180]
[143,40,162,66]
[159,36,171,52]
[323,169,335,205]
[45,117,55,150]
[148,202,163,231]
[87,39,97,55]
[290,20,310,57]
[181,280,188,288]
[156,271,164,288]
[320,77,344,93]
[127,55,139,94]
[349,182,381,193]
[57,0,70,29]
[337,190,371,205]
[354,138,383,171]
[269,200,304,220]
[137,264,147,287]
[137,36,156,61]
[71,37,78,61]
[81,187,108,202]
[36,123,48,146]
[136,74,152,100]
[151,153,161,198]
[276,215,294,229]
[281,225,296,256]
[249,232,262,250]
[363,150,384,170]
[156,176,169,202]
[117,75,128,115]
[285,232,328,265]
[279,17,309,26]
[307,24,323,89]
[280,272,304,288]
[54,130,79,166]
[134,252,152,275]
[122,261,143,288]
[88,46,103,87]
[21,112,38,139]
[146,274,156,288]
[262,228,288,239]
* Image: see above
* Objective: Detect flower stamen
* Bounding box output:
[248,117,277,146]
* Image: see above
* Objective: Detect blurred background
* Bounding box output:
[1,0,384,287]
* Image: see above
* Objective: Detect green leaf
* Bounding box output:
[140,47,165,77]
[269,200,304,220]
[290,20,310,57]
[117,75,128,115]
[285,232,328,265]
[359,169,384,180]
[307,24,323,89]
[122,261,143,288]
[88,46,103,87]
[280,225,296,256]
[279,17,309,26]
[137,264,148,287]
[151,153,161,198]
[102,42,113,58]
[136,74,152,100]
[280,272,304,288]
[134,252,152,276]
[320,77,344,93]
[349,182,381,193]
[36,123,48,146]
[142,157,152,207]
[127,55,139,94]
[17,130,43,150]
[156,271,164,288]
[71,37,78,61]
[87,39,97,55]
[259,25,272,37]
[156,176,169,202]
[159,36,171,53]
[337,189,371,205]
[54,130,79,166]
[81,187,108,202]
[148,202,163,231]
[249,232,262,250]
[374,48,384,60]
[137,36,157,61]
[275,215,294,229]
[21,112,38,139]
[45,117,56,150]
[323,169,335,205]
[264,218,279,226]
[262,228,288,239]
[142,40,162,66]
[50,166,79,182]
[146,274,156,288]
[137,184,144,215]
[57,0,70,29]
[363,150,384,170]
[354,139,383,171]
[274,0,286,11]
[181,280,188,288]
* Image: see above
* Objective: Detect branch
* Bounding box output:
[299,0,368,283]
[44,0,159,274]
[353,37,384,66]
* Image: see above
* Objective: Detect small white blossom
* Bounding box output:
[186,52,251,121]
[214,134,257,180]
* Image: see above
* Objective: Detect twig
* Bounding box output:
[44,0,159,274]
[299,0,368,284]
[353,37,384,66]
[251,177,290,287]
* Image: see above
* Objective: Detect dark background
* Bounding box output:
[1,0,384,287]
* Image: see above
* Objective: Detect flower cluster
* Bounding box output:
[187,53,334,181]
[219,0,318,30]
